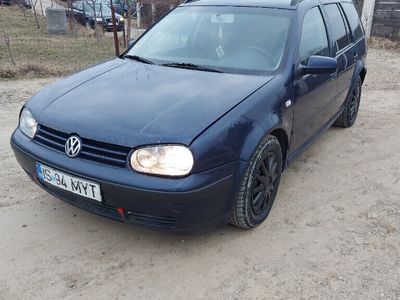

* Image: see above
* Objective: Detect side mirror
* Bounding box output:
[128,39,135,47]
[297,56,338,77]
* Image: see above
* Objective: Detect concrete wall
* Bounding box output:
[371,0,400,40]
[46,7,67,35]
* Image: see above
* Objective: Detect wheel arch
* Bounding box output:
[353,58,367,84]
[359,67,367,84]
[269,128,289,170]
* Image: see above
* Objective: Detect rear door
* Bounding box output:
[291,6,336,152]
[322,3,356,114]
[341,2,367,67]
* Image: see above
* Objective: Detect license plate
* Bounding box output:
[36,163,102,202]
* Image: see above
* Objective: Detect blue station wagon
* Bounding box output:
[11,0,367,231]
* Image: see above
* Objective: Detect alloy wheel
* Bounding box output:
[251,152,278,216]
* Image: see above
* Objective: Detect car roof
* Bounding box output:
[181,0,301,10]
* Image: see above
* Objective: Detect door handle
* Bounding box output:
[353,53,359,58]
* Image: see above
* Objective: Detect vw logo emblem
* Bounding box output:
[65,135,82,158]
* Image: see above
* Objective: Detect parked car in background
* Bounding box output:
[0,0,13,5]
[68,0,124,31]
[12,0,367,231]
[0,0,31,8]
[20,0,31,9]
[100,0,136,16]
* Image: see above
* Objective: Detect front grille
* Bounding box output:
[106,18,118,25]
[127,212,177,229]
[33,125,130,168]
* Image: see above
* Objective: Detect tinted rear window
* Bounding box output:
[324,4,351,52]
[342,2,364,41]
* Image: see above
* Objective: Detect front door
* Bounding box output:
[290,6,337,154]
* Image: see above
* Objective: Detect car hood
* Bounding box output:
[28,59,273,147]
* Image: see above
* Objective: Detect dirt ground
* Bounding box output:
[0,48,399,299]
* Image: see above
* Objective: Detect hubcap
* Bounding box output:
[251,152,278,216]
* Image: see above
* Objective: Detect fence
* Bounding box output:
[0,1,149,79]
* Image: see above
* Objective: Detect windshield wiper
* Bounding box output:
[124,55,154,65]
[161,62,223,73]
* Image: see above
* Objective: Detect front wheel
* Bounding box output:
[334,76,362,128]
[230,135,282,229]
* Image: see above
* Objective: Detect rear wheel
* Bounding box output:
[230,135,282,229]
[334,76,362,128]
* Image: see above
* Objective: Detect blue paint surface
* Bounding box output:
[35,163,44,181]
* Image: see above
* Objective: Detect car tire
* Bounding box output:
[334,76,362,128]
[230,135,282,229]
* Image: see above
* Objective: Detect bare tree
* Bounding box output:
[66,0,77,34]
[125,0,132,43]
[109,0,119,55]
[39,0,44,16]
[30,0,41,29]
[14,0,28,21]
[1,9,16,65]
[87,0,101,44]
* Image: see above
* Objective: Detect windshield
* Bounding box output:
[84,3,111,15]
[126,6,292,75]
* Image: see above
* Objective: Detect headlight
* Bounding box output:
[19,108,37,139]
[130,145,194,176]
[120,17,124,22]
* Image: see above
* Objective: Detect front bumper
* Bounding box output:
[11,129,246,231]
[104,20,124,31]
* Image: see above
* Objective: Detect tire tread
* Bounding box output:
[230,135,282,229]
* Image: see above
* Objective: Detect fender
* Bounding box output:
[190,75,293,173]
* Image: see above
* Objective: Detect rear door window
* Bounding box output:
[298,7,330,64]
[341,2,364,41]
[324,4,351,52]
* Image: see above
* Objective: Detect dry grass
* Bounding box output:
[0,6,120,79]
[368,36,400,50]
